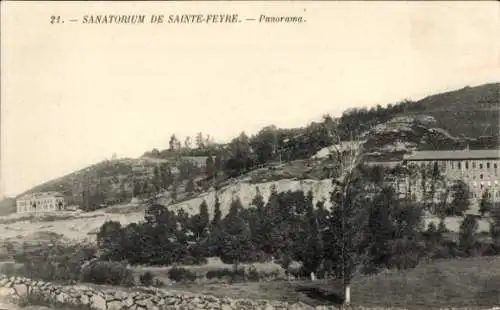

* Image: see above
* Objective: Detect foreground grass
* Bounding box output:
[4,256,500,309]
[162,256,500,310]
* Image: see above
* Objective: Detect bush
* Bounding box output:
[289,266,309,280]
[0,262,21,277]
[81,261,135,287]
[205,267,248,283]
[206,268,232,280]
[15,243,96,283]
[178,254,207,266]
[167,267,197,283]
[139,271,154,286]
[229,266,245,283]
[153,278,165,287]
[247,265,259,281]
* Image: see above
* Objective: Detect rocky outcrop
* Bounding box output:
[0,275,338,310]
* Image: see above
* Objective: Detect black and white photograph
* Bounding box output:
[1,1,499,309]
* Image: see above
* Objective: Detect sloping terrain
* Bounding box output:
[407,83,499,138]
[10,83,498,217]
[0,177,492,250]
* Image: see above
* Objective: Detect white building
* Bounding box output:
[403,149,500,204]
[16,192,65,214]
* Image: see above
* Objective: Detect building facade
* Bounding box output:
[403,149,500,204]
[16,192,65,214]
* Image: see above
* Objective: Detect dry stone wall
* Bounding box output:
[0,275,335,310]
[2,275,495,310]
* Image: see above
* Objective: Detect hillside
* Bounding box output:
[9,82,499,216]
[408,83,499,138]
[0,177,491,247]
[338,83,499,145]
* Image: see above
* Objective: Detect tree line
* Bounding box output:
[97,162,500,275]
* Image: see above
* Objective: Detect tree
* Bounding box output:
[490,203,500,253]
[185,179,195,193]
[327,138,365,306]
[449,180,471,216]
[170,183,178,201]
[226,132,253,176]
[298,190,324,280]
[211,195,222,230]
[97,221,124,261]
[479,189,493,216]
[153,166,161,194]
[251,125,278,165]
[162,165,174,188]
[169,134,179,151]
[250,187,265,212]
[184,136,192,150]
[458,214,479,256]
[195,132,205,149]
[363,187,397,273]
[190,200,210,240]
[132,181,141,198]
[205,156,215,180]
[220,197,253,264]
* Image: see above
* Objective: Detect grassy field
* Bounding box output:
[149,256,500,310]
[3,256,500,309]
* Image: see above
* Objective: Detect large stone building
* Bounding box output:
[403,149,500,204]
[16,192,65,214]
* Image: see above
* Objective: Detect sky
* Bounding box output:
[1,1,499,197]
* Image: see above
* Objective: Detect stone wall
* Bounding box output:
[0,274,497,310]
[0,274,337,310]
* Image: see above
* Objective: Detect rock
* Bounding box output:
[80,294,90,305]
[0,287,15,298]
[107,300,125,310]
[12,284,27,297]
[56,292,69,304]
[136,298,154,308]
[289,302,315,310]
[124,297,135,308]
[221,304,233,310]
[90,294,107,310]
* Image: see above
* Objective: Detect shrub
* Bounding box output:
[167,267,197,283]
[15,243,96,283]
[81,261,135,287]
[153,278,165,287]
[205,267,248,283]
[0,262,20,277]
[229,266,245,283]
[247,265,259,281]
[206,268,232,280]
[289,266,309,280]
[139,271,154,286]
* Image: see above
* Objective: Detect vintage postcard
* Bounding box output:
[1,1,499,310]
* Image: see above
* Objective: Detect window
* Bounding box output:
[466,162,469,169]
[480,163,483,169]
[480,174,484,180]
[495,163,498,169]
[458,162,461,169]
[487,163,491,169]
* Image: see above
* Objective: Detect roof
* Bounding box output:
[404,149,500,161]
[18,191,64,201]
